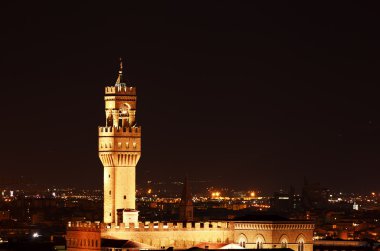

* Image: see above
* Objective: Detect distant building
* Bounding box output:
[0,210,10,221]
[302,179,329,210]
[353,202,359,211]
[271,190,291,212]
[66,60,314,250]
[314,240,373,251]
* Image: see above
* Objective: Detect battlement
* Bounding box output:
[105,86,136,95]
[67,221,231,232]
[67,221,102,232]
[99,126,141,137]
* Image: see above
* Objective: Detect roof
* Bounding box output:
[233,214,289,221]
[188,248,294,251]
[101,239,154,249]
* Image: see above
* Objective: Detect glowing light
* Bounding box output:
[250,192,255,197]
[211,192,221,198]
[32,233,40,238]
[371,192,376,196]
[147,189,152,194]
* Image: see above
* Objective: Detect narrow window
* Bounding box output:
[298,242,304,251]
[124,195,126,199]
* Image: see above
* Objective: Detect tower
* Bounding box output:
[98,59,141,224]
[179,176,194,221]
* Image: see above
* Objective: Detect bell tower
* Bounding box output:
[98,59,141,224]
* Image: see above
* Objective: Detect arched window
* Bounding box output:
[296,234,305,251]
[281,241,288,248]
[256,242,263,249]
[298,240,304,251]
[238,234,247,248]
[279,235,288,248]
[255,235,265,249]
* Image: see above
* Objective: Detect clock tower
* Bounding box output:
[98,59,141,224]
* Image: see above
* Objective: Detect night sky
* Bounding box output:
[0,2,379,193]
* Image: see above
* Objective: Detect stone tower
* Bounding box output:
[179,176,194,221]
[98,59,141,224]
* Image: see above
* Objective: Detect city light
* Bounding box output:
[211,192,221,198]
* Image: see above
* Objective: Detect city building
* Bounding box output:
[66,61,315,250]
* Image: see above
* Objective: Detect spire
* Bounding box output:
[115,57,125,86]
[181,175,193,205]
[179,175,194,221]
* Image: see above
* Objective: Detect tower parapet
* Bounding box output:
[105,86,136,95]
[98,126,141,136]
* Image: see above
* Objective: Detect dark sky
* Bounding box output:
[0,2,379,193]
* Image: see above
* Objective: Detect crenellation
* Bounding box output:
[98,126,141,136]
[68,220,312,233]
[105,86,136,95]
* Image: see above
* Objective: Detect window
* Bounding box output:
[126,142,129,148]
[256,242,263,249]
[124,195,126,199]
[118,142,122,148]
[109,191,111,195]
[282,241,287,248]
[298,241,304,251]
[133,142,137,148]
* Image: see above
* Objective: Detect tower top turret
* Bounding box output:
[115,57,126,87]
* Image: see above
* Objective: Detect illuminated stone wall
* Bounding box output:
[67,221,314,250]
[66,222,101,250]
[233,221,314,251]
